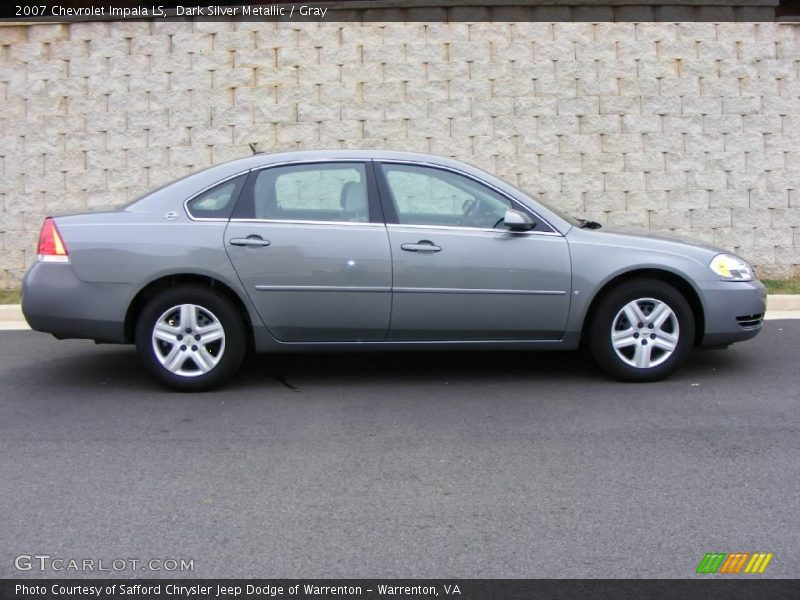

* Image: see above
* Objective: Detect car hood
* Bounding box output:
[587,227,727,256]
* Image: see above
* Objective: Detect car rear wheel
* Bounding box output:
[589,279,694,382]
[135,285,246,391]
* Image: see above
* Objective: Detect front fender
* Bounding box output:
[565,228,714,336]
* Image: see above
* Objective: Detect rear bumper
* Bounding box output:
[699,279,767,346]
[22,262,131,343]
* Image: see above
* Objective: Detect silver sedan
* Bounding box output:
[22,151,766,391]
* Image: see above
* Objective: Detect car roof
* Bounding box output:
[220,149,482,171]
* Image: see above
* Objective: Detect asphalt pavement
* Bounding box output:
[1,322,798,579]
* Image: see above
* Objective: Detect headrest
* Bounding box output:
[340,181,366,213]
[253,174,276,218]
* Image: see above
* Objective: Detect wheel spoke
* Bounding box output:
[153,322,179,343]
[612,328,638,349]
[179,304,192,329]
[653,332,678,352]
[634,343,653,368]
[197,322,224,344]
[648,302,669,327]
[193,348,216,373]
[623,302,647,327]
[189,305,201,330]
[644,302,670,327]
[163,345,186,372]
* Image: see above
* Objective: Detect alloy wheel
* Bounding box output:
[610,297,680,369]
[151,304,226,377]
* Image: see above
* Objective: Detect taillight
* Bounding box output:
[37,218,70,263]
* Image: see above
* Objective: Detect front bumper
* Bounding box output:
[22,262,132,343]
[699,279,767,346]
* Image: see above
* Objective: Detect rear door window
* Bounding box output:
[248,163,370,223]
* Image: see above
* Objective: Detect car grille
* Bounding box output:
[736,313,764,329]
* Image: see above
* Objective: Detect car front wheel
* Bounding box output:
[135,285,246,391]
[589,279,695,382]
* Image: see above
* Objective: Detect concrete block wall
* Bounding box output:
[0,19,799,287]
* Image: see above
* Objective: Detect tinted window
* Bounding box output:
[250,163,369,223]
[185,176,244,219]
[379,163,512,229]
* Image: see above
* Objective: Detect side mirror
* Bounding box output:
[503,209,535,231]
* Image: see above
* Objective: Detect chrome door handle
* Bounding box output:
[401,240,441,253]
[229,236,271,247]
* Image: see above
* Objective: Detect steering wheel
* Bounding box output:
[459,197,480,226]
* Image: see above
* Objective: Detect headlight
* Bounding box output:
[709,253,754,281]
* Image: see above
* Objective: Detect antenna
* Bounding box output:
[249,143,258,155]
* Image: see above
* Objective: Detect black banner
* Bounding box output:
[1,0,798,22]
[3,580,800,600]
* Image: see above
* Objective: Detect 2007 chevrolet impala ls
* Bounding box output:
[22,151,766,391]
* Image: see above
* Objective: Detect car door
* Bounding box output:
[376,161,571,341]
[224,161,392,342]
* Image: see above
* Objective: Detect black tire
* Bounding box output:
[135,285,247,392]
[588,278,695,382]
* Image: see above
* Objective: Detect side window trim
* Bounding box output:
[374,160,400,225]
[374,160,557,234]
[184,172,248,221]
[366,159,388,225]
[230,160,383,224]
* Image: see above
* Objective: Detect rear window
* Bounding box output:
[185,176,246,219]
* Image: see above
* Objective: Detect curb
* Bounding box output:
[766,295,800,311]
[0,305,30,330]
[2,295,800,331]
[764,311,800,321]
